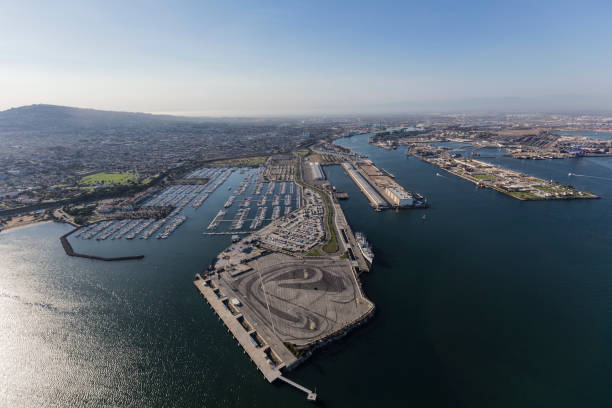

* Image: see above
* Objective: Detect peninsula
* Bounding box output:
[194,152,375,400]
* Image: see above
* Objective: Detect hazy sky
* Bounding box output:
[1,0,612,115]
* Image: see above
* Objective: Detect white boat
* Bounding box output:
[355,232,374,265]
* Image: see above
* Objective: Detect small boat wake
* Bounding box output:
[436,172,447,178]
[568,173,612,181]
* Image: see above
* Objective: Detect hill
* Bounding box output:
[0,104,192,133]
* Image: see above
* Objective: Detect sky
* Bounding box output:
[1,0,612,116]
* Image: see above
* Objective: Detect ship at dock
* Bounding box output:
[355,232,374,266]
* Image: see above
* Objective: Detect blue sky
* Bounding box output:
[1,0,612,115]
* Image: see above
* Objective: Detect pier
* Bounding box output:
[278,376,317,401]
[341,162,388,209]
[341,161,426,210]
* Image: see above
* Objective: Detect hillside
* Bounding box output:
[0,104,190,133]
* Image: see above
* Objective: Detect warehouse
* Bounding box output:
[384,187,413,207]
[309,162,325,180]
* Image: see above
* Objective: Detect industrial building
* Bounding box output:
[384,187,413,207]
[309,162,325,180]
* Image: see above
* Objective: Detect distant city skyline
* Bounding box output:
[2,0,612,115]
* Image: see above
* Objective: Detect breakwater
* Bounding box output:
[60,226,144,261]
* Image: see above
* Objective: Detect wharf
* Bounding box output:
[341,162,388,209]
[193,274,317,400]
[332,200,370,273]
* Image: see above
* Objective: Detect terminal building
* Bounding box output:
[384,187,413,207]
[309,162,325,180]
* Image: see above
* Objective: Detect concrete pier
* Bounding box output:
[278,376,317,401]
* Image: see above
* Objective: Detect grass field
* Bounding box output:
[471,174,500,181]
[79,172,138,186]
[206,156,269,167]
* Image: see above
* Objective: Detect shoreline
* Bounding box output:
[0,219,55,234]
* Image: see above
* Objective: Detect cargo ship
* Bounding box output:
[355,232,374,266]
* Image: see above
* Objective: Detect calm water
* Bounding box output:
[2,135,612,407]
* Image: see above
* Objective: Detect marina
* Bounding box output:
[112,219,141,240]
[208,210,227,230]
[73,166,275,243]
[125,219,153,239]
[198,169,300,235]
[231,208,249,230]
[249,206,267,229]
[157,215,187,239]
[223,195,236,208]
[97,220,130,240]
[141,218,165,239]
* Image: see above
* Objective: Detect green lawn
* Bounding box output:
[206,156,269,167]
[141,176,155,185]
[305,249,323,257]
[79,172,138,186]
[471,174,500,181]
[320,192,339,253]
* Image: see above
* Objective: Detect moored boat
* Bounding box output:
[355,232,374,265]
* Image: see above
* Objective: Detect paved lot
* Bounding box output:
[225,254,371,345]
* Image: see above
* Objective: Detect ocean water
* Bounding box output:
[1,135,611,407]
